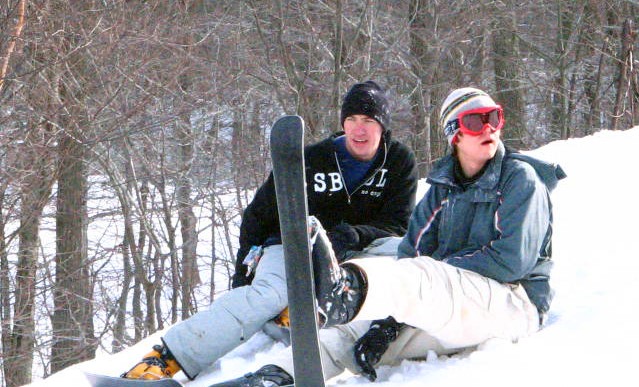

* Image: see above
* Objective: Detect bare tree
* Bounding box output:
[3,125,55,386]
[581,0,608,134]
[52,128,96,372]
[0,0,25,94]
[407,0,438,176]
[612,18,637,130]
[492,1,527,149]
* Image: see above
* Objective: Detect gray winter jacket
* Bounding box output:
[397,142,565,313]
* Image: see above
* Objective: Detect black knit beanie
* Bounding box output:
[340,80,390,131]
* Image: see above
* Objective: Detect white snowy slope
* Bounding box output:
[29,128,639,387]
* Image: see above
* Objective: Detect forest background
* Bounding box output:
[1,1,637,386]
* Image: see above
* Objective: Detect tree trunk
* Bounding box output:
[331,0,344,130]
[7,190,40,386]
[0,0,25,94]
[409,0,434,177]
[4,138,53,386]
[492,2,526,149]
[612,18,636,130]
[0,187,9,381]
[582,1,606,134]
[158,171,180,324]
[51,133,96,372]
[112,233,131,354]
[177,115,199,319]
[206,115,222,301]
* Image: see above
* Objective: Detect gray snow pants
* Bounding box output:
[163,244,288,379]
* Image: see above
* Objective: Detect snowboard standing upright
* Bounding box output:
[270,115,326,387]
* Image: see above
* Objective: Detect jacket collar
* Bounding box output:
[328,129,392,169]
[428,141,506,190]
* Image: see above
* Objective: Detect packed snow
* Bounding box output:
[29,128,639,387]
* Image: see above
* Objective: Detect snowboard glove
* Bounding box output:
[232,236,281,289]
[207,364,293,386]
[231,273,250,288]
[354,316,402,382]
[327,223,360,262]
[121,344,181,380]
[310,217,366,327]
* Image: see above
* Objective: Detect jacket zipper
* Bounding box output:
[334,141,388,204]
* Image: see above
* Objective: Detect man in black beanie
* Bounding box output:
[341,80,390,131]
[122,81,417,385]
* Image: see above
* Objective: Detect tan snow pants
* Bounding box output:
[273,255,539,380]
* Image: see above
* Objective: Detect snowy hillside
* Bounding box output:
[29,128,639,387]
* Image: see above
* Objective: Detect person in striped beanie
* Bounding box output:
[440,87,502,147]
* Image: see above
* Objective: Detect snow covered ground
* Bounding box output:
[29,128,639,387]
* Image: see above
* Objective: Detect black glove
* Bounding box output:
[353,316,401,382]
[231,273,250,288]
[327,223,360,262]
[233,236,281,289]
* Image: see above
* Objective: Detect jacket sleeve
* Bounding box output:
[231,172,279,287]
[351,145,418,248]
[397,185,444,258]
[443,165,551,283]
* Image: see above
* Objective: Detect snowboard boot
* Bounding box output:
[121,344,181,380]
[309,216,367,327]
[208,364,294,386]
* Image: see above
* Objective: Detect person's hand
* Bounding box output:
[231,273,249,288]
[327,223,360,262]
[353,316,401,381]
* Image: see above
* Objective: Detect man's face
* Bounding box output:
[455,124,501,165]
[342,114,383,161]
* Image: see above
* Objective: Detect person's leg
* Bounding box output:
[261,320,291,346]
[316,255,539,349]
[206,323,463,386]
[266,320,371,380]
[162,245,288,378]
[377,326,461,364]
[269,322,461,382]
[348,256,539,347]
[205,322,370,387]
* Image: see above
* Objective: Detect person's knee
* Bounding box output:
[247,277,288,312]
[318,326,362,376]
[319,325,362,358]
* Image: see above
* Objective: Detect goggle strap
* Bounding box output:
[444,119,460,137]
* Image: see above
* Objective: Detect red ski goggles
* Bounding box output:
[444,106,505,137]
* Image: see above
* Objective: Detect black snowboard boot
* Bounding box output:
[309,216,367,327]
[208,364,294,386]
